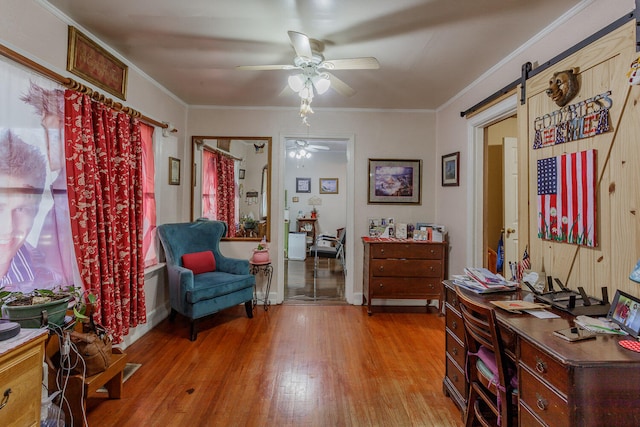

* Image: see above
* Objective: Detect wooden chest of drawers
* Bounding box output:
[0,330,48,427]
[362,238,448,315]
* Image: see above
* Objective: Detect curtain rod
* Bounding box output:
[0,43,177,133]
[461,11,636,117]
[195,140,243,161]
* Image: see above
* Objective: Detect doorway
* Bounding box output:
[466,94,518,269]
[282,137,348,303]
[484,118,517,275]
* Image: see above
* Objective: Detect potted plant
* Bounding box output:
[243,217,257,230]
[251,239,270,264]
[0,286,95,329]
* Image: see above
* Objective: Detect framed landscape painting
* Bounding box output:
[319,178,339,194]
[368,159,422,204]
[442,152,460,187]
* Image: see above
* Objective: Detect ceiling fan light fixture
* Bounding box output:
[312,74,331,94]
[288,74,305,92]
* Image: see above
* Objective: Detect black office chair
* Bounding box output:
[456,288,518,427]
[310,228,346,278]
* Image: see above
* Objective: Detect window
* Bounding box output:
[141,122,157,267]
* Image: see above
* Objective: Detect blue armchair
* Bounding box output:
[157,220,255,340]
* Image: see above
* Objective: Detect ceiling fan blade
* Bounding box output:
[236,64,299,71]
[288,31,313,60]
[327,73,356,97]
[309,144,330,150]
[321,57,380,70]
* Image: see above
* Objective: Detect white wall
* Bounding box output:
[435,0,635,276]
[285,150,347,236]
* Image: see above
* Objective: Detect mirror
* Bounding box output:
[191,136,271,241]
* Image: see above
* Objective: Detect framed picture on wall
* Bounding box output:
[319,178,339,194]
[441,152,460,187]
[66,26,128,100]
[169,157,181,185]
[368,159,422,204]
[296,177,311,193]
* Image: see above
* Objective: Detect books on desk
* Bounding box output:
[452,267,519,294]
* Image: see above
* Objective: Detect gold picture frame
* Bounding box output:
[67,26,128,100]
[319,178,339,194]
[169,157,181,185]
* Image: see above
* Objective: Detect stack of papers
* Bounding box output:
[452,267,519,294]
[491,300,550,313]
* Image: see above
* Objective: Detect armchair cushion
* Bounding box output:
[182,250,216,274]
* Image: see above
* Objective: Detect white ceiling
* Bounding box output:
[45,0,583,110]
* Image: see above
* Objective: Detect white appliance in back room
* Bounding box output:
[288,232,307,261]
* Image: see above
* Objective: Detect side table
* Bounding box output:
[250,262,273,311]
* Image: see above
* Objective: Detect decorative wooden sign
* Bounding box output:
[67,26,128,100]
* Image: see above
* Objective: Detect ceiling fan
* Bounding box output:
[288,139,330,151]
[286,139,330,160]
[237,31,380,99]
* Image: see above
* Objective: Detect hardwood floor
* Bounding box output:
[85,305,463,426]
[285,255,345,303]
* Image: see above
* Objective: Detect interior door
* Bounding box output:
[503,137,518,274]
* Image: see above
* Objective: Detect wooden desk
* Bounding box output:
[442,280,640,426]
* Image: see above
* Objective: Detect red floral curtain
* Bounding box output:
[216,153,236,237]
[64,90,146,343]
[201,150,235,237]
[201,149,218,220]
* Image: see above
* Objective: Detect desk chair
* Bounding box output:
[456,289,518,427]
[310,228,346,276]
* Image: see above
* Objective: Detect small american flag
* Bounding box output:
[537,149,597,246]
[517,246,531,281]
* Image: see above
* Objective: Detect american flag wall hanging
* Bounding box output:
[537,149,597,246]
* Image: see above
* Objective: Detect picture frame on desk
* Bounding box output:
[368,158,422,204]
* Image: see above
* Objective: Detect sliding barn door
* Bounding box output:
[518,20,640,296]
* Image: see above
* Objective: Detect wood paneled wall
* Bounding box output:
[518,21,640,297]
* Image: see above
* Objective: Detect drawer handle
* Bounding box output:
[452,347,458,356]
[535,356,547,374]
[380,249,385,254]
[452,297,458,306]
[0,389,11,410]
[429,266,435,272]
[536,393,548,411]
[452,373,459,382]
[378,266,384,272]
[378,284,384,289]
[452,320,457,330]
